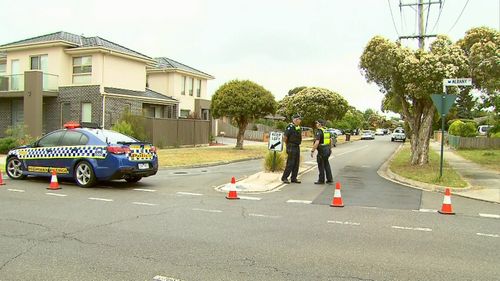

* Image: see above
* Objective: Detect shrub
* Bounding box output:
[0,137,19,154]
[112,120,134,137]
[115,109,148,141]
[5,125,36,146]
[491,132,500,138]
[448,120,477,137]
[276,121,288,131]
[264,151,286,172]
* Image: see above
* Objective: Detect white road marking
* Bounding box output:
[286,199,312,204]
[479,213,500,219]
[336,145,369,156]
[176,192,203,196]
[360,206,379,210]
[45,193,67,197]
[153,276,182,281]
[391,226,432,232]
[328,220,361,226]
[7,189,25,193]
[192,208,222,213]
[304,161,317,165]
[239,196,262,201]
[88,197,114,202]
[132,202,158,206]
[249,213,281,219]
[417,209,438,213]
[476,233,499,238]
[133,188,157,192]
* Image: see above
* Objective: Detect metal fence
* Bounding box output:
[448,134,500,149]
[140,117,210,147]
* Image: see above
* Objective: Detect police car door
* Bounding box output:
[57,130,89,175]
[29,130,65,174]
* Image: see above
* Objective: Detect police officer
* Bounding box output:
[310,119,333,184]
[281,114,302,184]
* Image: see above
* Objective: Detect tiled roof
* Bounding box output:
[104,87,178,103]
[0,31,151,60]
[153,57,214,79]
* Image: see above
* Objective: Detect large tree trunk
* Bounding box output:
[402,99,435,166]
[235,120,248,149]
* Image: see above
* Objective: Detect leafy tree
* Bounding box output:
[333,108,364,132]
[278,87,349,128]
[288,86,307,96]
[360,35,468,165]
[455,88,478,119]
[211,80,276,149]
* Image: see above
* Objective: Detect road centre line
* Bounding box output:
[286,200,312,204]
[476,233,499,238]
[479,213,500,219]
[176,192,203,196]
[328,220,361,226]
[7,189,25,193]
[239,196,262,201]
[133,188,157,192]
[132,202,158,206]
[45,193,67,197]
[192,208,223,213]
[88,197,114,202]
[416,209,438,213]
[391,226,432,232]
[249,213,281,219]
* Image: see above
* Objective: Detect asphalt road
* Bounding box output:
[0,136,499,281]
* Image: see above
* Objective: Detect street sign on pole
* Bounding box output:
[268,132,283,152]
[443,78,472,86]
[431,94,457,116]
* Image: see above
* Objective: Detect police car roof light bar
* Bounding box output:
[64,121,81,129]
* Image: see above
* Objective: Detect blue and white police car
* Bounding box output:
[5,122,158,187]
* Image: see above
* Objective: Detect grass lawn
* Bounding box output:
[390,144,468,188]
[157,145,269,167]
[455,149,500,172]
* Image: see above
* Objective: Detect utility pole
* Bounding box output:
[399,0,442,50]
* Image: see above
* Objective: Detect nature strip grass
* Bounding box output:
[157,145,269,167]
[454,149,500,172]
[390,144,468,188]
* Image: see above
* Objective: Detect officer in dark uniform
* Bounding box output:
[310,119,333,184]
[281,114,302,184]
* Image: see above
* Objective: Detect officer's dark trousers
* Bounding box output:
[316,146,332,183]
[282,144,300,181]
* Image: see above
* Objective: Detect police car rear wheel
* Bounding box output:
[6,157,27,180]
[74,161,96,188]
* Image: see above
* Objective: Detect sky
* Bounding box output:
[1,0,498,115]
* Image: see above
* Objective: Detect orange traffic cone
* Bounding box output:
[226,176,240,200]
[438,188,454,215]
[330,182,344,207]
[47,169,61,190]
[0,170,5,185]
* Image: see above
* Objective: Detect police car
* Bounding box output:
[5,122,158,187]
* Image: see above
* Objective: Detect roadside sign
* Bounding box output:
[268,131,283,152]
[443,78,472,86]
[431,94,457,116]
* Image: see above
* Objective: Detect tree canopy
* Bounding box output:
[211,80,276,149]
[278,87,349,127]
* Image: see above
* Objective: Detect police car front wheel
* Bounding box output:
[74,161,96,188]
[6,157,27,180]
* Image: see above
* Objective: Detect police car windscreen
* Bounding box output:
[99,130,139,144]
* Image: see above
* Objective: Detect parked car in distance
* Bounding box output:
[361,130,375,140]
[325,129,338,147]
[375,129,385,135]
[391,128,406,142]
[478,125,493,136]
[5,122,158,187]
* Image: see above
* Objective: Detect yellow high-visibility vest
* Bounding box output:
[320,128,331,145]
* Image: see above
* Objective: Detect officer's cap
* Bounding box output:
[292,114,302,120]
[316,119,326,125]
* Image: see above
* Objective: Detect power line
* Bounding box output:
[430,0,445,33]
[448,0,470,33]
[425,0,432,34]
[388,0,401,36]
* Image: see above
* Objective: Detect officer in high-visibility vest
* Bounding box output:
[310,119,333,184]
[281,114,302,184]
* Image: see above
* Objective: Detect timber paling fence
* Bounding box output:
[448,134,500,149]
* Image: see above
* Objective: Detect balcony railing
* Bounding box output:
[0,73,59,92]
[0,74,24,91]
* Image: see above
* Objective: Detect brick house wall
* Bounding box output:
[58,85,102,125]
[43,97,60,134]
[104,96,142,128]
[0,100,12,137]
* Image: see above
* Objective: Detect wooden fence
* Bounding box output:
[139,117,210,147]
[448,134,500,149]
[216,121,266,141]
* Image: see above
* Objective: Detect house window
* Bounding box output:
[73,56,92,84]
[0,63,6,73]
[202,109,210,120]
[180,109,190,118]
[181,76,186,95]
[188,77,193,96]
[81,102,92,122]
[196,80,201,97]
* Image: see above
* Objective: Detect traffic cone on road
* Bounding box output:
[47,169,61,190]
[0,170,5,186]
[226,176,240,200]
[330,182,344,207]
[438,188,454,215]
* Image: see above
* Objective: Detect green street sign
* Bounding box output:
[431,94,457,116]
